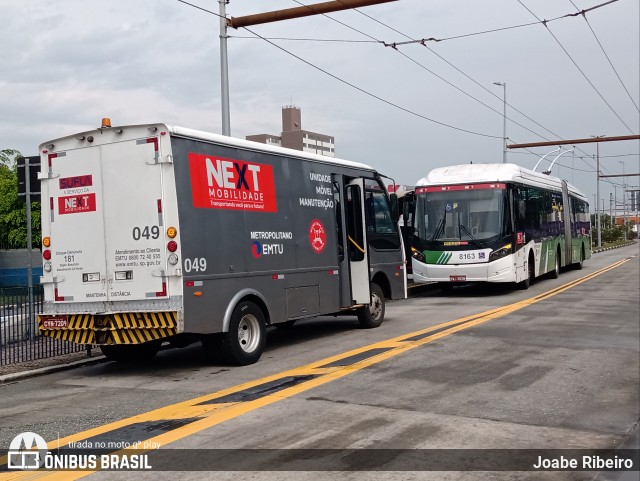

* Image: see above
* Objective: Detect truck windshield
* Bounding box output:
[414,187,506,243]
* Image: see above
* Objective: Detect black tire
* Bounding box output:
[549,249,560,279]
[100,341,160,363]
[218,301,266,366]
[357,283,385,328]
[440,282,454,293]
[518,255,535,290]
[575,247,585,270]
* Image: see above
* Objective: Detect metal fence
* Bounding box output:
[0,286,86,366]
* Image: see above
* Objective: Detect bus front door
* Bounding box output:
[344,178,371,305]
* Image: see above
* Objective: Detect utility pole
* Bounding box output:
[619,161,626,239]
[219,0,230,136]
[219,0,397,136]
[609,192,613,221]
[592,138,603,248]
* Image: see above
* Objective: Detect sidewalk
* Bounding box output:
[0,350,106,383]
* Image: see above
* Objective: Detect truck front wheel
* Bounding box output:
[218,301,266,366]
[357,283,385,328]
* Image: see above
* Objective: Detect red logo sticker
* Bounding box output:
[309,219,326,254]
[58,193,96,214]
[59,175,93,190]
[188,153,277,212]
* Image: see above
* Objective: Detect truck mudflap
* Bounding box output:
[37,311,178,345]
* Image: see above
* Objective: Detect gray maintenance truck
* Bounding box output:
[37,121,406,365]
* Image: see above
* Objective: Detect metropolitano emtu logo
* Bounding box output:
[7,431,48,469]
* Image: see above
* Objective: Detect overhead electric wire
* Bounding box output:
[175,0,631,177]
[228,35,378,43]
[340,1,585,145]
[517,0,635,134]
[176,0,223,18]
[240,25,501,139]
[291,0,561,142]
[340,0,630,177]
[175,0,502,138]
[568,0,640,113]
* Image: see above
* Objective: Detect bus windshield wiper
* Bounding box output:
[459,224,484,248]
[430,214,446,241]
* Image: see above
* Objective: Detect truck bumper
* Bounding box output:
[37,311,178,345]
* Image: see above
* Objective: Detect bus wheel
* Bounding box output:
[519,255,535,290]
[100,341,160,363]
[219,301,266,366]
[549,249,561,279]
[575,247,585,270]
[357,283,385,328]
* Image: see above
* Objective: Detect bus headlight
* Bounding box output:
[411,247,425,263]
[489,243,512,262]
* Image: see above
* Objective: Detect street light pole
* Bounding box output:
[493,82,507,163]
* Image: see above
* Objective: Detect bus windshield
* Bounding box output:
[414,186,508,244]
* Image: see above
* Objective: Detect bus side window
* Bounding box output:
[345,184,365,262]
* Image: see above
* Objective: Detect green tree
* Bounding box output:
[0,149,41,248]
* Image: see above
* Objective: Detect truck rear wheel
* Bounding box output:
[100,341,160,363]
[218,300,266,366]
[357,283,385,328]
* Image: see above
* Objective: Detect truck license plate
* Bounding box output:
[41,316,69,329]
[449,276,466,282]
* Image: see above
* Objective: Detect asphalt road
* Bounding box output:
[1,244,638,480]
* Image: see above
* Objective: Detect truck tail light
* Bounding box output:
[167,241,178,252]
[43,250,51,260]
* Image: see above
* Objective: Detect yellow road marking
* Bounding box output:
[1,258,631,480]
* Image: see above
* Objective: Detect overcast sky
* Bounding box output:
[1,0,638,212]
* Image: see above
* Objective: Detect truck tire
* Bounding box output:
[100,341,160,363]
[218,301,266,366]
[357,283,385,328]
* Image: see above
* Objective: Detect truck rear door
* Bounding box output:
[101,138,168,301]
[46,136,168,303]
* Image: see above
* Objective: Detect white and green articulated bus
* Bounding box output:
[410,163,591,290]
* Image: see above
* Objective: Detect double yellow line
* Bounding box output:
[1,257,631,480]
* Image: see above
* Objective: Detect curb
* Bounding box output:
[593,241,637,254]
[0,355,107,384]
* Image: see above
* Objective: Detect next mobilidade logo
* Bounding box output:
[189,153,277,212]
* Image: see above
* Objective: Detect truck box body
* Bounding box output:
[37,123,405,363]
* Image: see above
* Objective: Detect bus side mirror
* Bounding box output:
[389,193,399,223]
